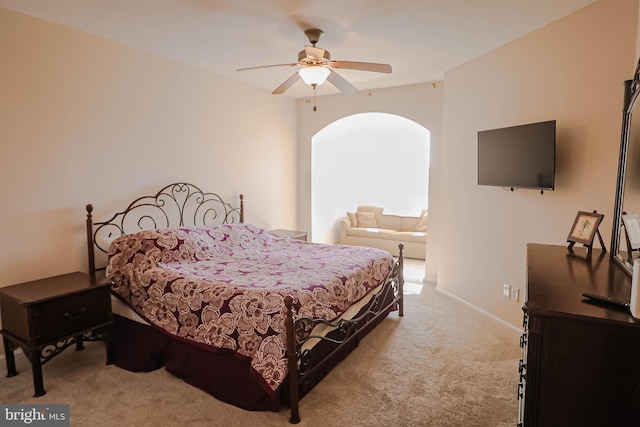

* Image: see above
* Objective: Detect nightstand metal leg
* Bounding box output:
[104,326,113,365]
[74,334,84,351]
[29,350,46,397]
[3,336,17,377]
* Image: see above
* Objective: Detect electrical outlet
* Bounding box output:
[511,287,520,302]
[503,284,511,298]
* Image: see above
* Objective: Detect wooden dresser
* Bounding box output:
[519,244,640,426]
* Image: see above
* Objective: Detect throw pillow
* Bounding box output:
[347,212,358,227]
[415,212,428,232]
[356,211,377,228]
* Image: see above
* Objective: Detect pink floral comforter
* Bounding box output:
[106,223,393,394]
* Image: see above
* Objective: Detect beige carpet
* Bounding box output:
[0,260,521,426]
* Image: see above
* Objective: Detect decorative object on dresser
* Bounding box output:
[339,205,427,259]
[566,210,605,255]
[0,272,113,397]
[85,182,404,424]
[519,244,639,426]
[622,213,640,255]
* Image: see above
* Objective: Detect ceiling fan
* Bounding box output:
[237,28,392,95]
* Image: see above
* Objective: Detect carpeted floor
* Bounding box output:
[0,260,521,426]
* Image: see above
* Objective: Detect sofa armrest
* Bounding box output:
[339,218,351,243]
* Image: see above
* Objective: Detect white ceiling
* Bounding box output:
[0,0,596,98]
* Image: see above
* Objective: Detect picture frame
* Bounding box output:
[622,213,640,250]
[567,211,604,246]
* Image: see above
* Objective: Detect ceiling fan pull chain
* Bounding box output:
[313,85,317,111]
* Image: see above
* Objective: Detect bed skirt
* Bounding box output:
[109,289,397,412]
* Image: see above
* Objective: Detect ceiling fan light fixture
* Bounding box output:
[298,66,330,87]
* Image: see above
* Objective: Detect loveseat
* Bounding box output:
[339,206,427,259]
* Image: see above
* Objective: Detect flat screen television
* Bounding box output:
[477,120,556,191]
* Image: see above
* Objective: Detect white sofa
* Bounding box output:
[339,206,427,259]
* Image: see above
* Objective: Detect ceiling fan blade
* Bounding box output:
[272,72,301,94]
[237,63,298,72]
[304,46,327,60]
[327,70,358,95]
[331,61,392,74]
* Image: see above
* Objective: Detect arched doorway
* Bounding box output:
[311,112,430,244]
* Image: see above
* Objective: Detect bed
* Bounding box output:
[85,182,404,423]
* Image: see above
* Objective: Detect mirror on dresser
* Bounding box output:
[612,59,640,276]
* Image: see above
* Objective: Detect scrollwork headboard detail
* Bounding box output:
[86,182,244,276]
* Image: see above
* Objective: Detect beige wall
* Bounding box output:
[0,8,297,287]
[436,0,638,327]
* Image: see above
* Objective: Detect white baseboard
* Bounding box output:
[434,287,522,334]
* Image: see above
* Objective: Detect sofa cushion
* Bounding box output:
[348,227,396,239]
[400,216,420,231]
[357,206,384,215]
[377,214,403,230]
[395,231,427,243]
[346,227,426,243]
[415,212,428,232]
[347,212,358,227]
[356,211,378,228]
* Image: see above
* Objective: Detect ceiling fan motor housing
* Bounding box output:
[298,49,330,63]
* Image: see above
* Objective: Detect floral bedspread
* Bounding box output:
[106,223,393,394]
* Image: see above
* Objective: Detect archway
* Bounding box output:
[311,112,430,245]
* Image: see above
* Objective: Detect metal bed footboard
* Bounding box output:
[284,244,404,424]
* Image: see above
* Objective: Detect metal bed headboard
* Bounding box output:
[85,182,244,276]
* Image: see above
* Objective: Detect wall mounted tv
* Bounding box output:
[477,120,556,191]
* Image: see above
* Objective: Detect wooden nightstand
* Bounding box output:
[0,272,113,397]
[270,229,308,241]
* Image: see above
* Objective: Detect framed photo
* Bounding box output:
[623,214,640,250]
[567,211,604,245]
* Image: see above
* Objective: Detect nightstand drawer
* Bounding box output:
[31,287,111,346]
[270,229,308,241]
